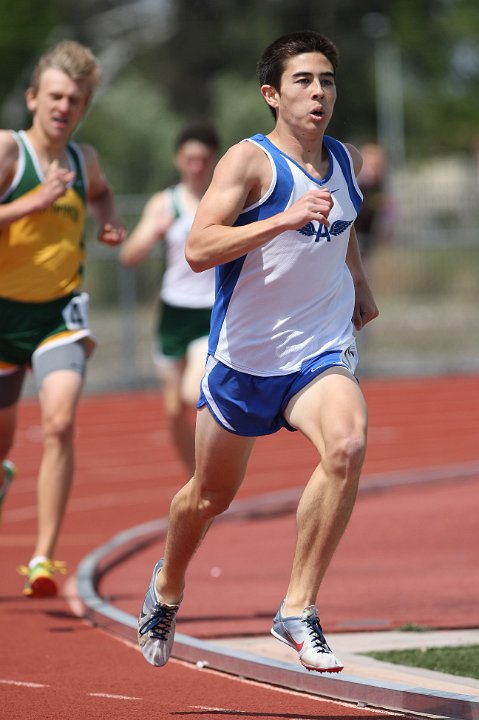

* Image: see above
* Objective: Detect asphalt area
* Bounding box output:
[1,374,478,719]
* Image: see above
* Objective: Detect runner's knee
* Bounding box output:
[164,396,187,421]
[323,431,366,480]
[197,486,235,518]
[42,410,75,444]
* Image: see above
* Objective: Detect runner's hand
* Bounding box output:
[35,159,76,209]
[282,189,334,230]
[98,221,127,246]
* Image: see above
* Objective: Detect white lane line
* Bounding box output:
[0,678,141,702]
[88,693,141,701]
[0,679,48,688]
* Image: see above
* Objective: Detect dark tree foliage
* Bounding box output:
[0,0,66,126]
[148,0,479,155]
[1,0,478,192]
[139,0,382,141]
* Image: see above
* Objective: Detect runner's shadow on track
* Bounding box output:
[98,601,276,626]
[7,606,79,618]
[177,612,274,623]
[172,711,397,718]
[7,605,88,624]
[102,592,142,602]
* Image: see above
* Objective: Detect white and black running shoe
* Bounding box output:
[138,559,180,666]
[271,600,343,673]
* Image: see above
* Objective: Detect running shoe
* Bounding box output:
[137,558,181,666]
[17,559,67,598]
[271,601,343,673]
[0,460,16,519]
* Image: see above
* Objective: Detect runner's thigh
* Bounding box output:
[0,367,26,409]
[194,406,255,499]
[284,367,367,453]
[182,336,208,405]
[32,340,87,390]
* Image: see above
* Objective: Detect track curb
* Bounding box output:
[76,476,479,720]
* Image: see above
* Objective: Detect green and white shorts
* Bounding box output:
[154,301,212,364]
[0,292,94,406]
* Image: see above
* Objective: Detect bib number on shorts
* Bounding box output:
[62,292,90,330]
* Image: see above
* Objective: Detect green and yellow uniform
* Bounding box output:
[0,130,94,372]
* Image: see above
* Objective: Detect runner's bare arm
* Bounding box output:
[186,141,334,272]
[342,143,379,329]
[345,142,363,177]
[119,192,174,266]
[81,144,126,246]
[347,223,379,330]
[0,132,75,229]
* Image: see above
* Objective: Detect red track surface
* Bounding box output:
[1,374,479,719]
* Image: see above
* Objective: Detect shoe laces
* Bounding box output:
[303,611,332,653]
[17,559,68,577]
[139,602,177,641]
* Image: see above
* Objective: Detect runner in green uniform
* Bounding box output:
[0,40,126,597]
[120,120,218,475]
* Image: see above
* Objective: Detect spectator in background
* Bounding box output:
[120,120,219,476]
[0,41,126,597]
[355,142,393,267]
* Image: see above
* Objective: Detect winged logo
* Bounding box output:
[329,220,353,236]
[298,221,316,237]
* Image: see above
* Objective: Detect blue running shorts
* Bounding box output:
[197,345,358,437]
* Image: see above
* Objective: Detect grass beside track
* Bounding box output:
[365,645,479,680]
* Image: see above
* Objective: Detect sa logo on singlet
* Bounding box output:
[298,219,353,243]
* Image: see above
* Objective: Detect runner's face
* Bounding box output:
[26,68,90,142]
[266,52,337,133]
[175,140,216,190]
